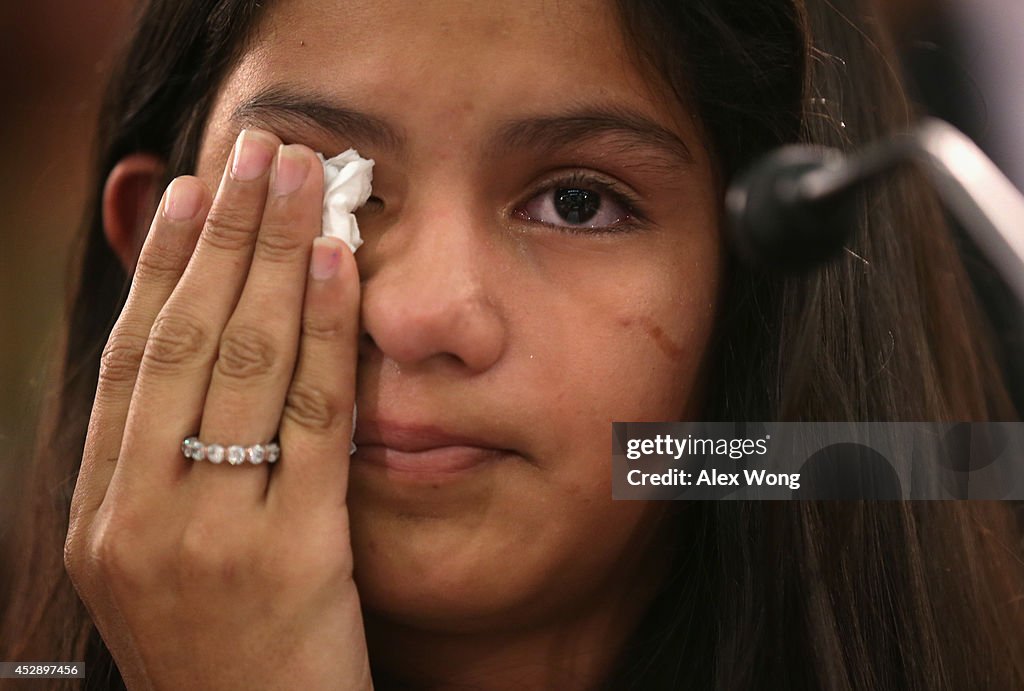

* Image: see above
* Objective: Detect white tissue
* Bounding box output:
[316,149,373,457]
[317,149,374,253]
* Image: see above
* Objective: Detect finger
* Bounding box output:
[269,237,360,511]
[72,176,210,522]
[111,128,279,496]
[193,143,324,503]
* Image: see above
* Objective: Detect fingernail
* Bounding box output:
[273,145,311,196]
[311,237,341,280]
[231,129,274,181]
[163,178,203,220]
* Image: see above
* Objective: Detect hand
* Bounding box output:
[64,129,372,690]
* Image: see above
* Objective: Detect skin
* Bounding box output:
[66,1,722,689]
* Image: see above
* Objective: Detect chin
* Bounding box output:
[348,508,539,632]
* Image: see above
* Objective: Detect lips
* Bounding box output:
[353,419,512,474]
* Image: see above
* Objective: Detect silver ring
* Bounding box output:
[181,436,280,465]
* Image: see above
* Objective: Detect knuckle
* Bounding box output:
[178,520,250,585]
[301,312,344,342]
[87,522,147,590]
[255,224,307,264]
[283,382,341,433]
[88,532,122,576]
[215,326,278,380]
[133,243,185,284]
[203,207,255,252]
[144,313,210,372]
[99,332,147,384]
[63,529,86,581]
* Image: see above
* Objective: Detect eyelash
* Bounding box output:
[356,170,649,233]
[514,171,649,234]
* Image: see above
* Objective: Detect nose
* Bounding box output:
[358,208,507,373]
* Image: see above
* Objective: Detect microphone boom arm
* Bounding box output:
[799,118,1024,305]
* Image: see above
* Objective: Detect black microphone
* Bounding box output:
[724,145,858,272]
[724,118,1024,300]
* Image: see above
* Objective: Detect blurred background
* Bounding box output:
[0,0,1022,528]
[0,1,133,524]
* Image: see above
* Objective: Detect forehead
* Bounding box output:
[242,0,643,90]
[200,0,703,176]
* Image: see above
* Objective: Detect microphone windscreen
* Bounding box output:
[726,145,855,272]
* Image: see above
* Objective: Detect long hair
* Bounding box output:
[2,1,1022,689]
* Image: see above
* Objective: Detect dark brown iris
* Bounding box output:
[554,188,600,224]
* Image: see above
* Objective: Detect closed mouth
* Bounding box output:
[352,418,515,475]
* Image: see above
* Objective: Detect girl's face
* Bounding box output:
[195,0,720,634]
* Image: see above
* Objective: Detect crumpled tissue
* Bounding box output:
[318,149,374,456]
[317,149,374,252]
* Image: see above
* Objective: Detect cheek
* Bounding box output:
[523,248,719,430]
[507,246,719,518]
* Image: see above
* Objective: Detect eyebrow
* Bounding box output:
[231,86,694,166]
[231,86,404,151]
[493,106,694,166]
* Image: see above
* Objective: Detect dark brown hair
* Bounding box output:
[2,0,1022,689]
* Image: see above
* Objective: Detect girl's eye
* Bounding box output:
[361,195,385,211]
[513,176,637,231]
